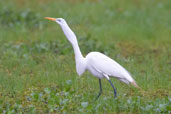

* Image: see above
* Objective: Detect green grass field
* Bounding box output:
[0,0,170,113]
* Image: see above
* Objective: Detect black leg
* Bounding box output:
[95,79,102,100]
[108,80,117,98]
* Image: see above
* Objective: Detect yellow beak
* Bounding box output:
[44,17,56,21]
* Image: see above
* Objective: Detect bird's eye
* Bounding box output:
[58,20,61,22]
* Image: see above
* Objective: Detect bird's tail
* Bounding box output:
[131,81,140,89]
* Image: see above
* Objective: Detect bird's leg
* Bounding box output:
[95,79,102,100]
[108,80,117,98]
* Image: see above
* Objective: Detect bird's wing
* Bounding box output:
[86,52,134,83]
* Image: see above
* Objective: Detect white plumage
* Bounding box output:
[45,17,139,99]
[85,52,134,83]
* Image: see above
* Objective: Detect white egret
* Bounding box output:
[45,17,139,99]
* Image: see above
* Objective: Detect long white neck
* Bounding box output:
[60,24,86,76]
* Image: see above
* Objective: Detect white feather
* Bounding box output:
[85,52,134,83]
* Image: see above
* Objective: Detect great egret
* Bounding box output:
[45,17,139,99]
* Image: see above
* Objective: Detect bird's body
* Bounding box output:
[45,17,139,99]
[85,52,134,83]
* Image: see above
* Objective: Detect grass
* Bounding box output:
[0,0,171,113]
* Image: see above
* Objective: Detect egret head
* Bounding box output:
[45,17,67,26]
[45,17,77,45]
